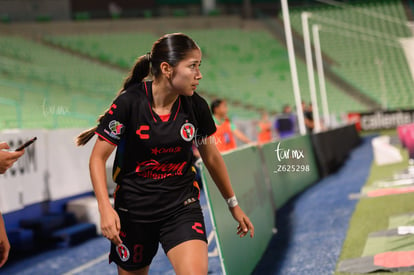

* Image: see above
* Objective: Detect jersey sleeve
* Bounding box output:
[95,92,130,146]
[192,93,216,140]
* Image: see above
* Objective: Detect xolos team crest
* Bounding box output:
[117,244,130,262]
[180,122,195,141]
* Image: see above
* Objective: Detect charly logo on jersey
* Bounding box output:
[105,120,124,140]
[117,244,130,262]
[180,122,195,142]
[136,125,150,140]
[151,146,182,155]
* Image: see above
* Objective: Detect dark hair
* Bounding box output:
[210,99,223,115]
[76,33,200,146]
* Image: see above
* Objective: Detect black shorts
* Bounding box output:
[109,201,207,271]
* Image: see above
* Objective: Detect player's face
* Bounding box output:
[216,101,228,117]
[171,49,202,96]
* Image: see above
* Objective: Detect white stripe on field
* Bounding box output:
[207,230,219,257]
[207,230,215,244]
[62,253,108,275]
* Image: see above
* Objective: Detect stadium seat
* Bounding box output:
[287,0,414,110]
[51,222,97,247]
[44,28,367,117]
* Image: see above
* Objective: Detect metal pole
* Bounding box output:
[281,0,306,135]
[243,0,252,19]
[375,57,387,109]
[202,0,216,15]
[312,24,330,128]
[302,12,321,132]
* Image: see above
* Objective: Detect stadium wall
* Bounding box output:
[200,135,321,274]
[0,15,255,37]
[0,128,95,214]
[348,109,414,132]
[200,125,360,274]
[263,135,320,208]
[311,124,361,177]
[0,0,71,22]
[200,144,276,275]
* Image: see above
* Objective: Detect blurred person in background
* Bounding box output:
[274,104,296,139]
[0,142,25,268]
[210,99,253,152]
[257,110,273,144]
[303,101,314,133]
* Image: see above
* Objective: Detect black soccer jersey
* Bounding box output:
[96,81,216,222]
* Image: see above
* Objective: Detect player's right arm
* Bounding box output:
[89,137,122,246]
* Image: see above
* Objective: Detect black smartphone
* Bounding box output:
[15,137,37,151]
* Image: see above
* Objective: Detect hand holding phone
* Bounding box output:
[15,137,37,151]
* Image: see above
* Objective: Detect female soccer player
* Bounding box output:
[77,33,254,275]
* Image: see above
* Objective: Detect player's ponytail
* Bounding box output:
[76,33,199,146]
[123,53,151,90]
[76,54,151,147]
[75,126,98,146]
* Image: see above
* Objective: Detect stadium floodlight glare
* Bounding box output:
[301,12,321,133]
[312,24,330,128]
[281,0,306,135]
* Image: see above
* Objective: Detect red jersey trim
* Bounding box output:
[95,132,117,146]
[159,114,171,122]
[173,97,181,121]
[144,81,157,122]
[144,81,181,123]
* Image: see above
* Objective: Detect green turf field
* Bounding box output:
[335,132,414,274]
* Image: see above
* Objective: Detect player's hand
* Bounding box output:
[0,143,24,174]
[229,205,254,238]
[99,205,122,246]
[0,235,10,268]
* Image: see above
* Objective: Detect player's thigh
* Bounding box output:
[167,239,208,275]
[161,202,208,274]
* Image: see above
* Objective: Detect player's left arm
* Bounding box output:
[198,137,254,238]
